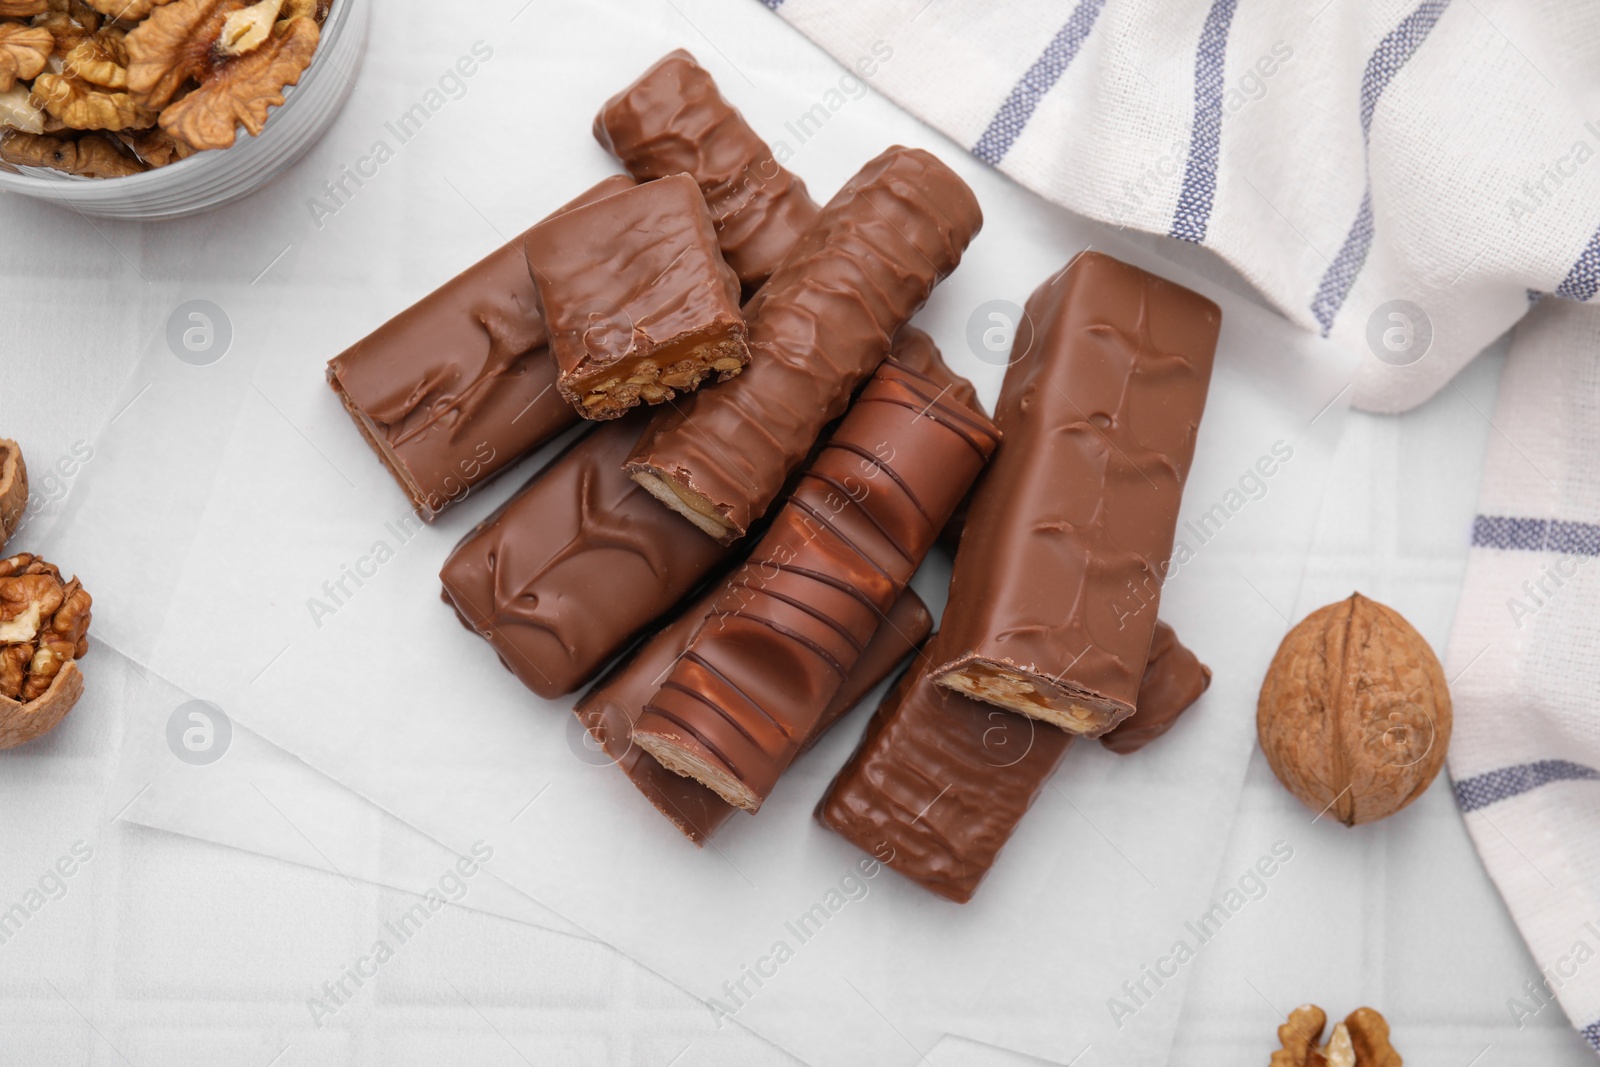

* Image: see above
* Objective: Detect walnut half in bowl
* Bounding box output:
[0,552,91,751]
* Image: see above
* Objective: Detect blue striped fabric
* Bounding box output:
[1472,515,1600,556]
[1455,760,1600,812]
[1309,0,1452,335]
[970,0,1106,166]
[1555,222,1600,302]
[1169,0,1238,243]
[763,0,784,8]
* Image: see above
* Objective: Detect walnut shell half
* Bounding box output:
[0,658,82,750]
[0,439,25,553]
[0,552,91,750]
[1257,593,1451,826]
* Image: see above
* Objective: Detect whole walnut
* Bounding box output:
[0,553,92,751]
[1257,593,1451,826]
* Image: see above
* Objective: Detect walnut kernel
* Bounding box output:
[155,12,314,149]
[215,0,279,56]
[0,553,91,750]
[31,69,154,129]
[112,120,189,164]
[0,23,52,92]
[1270,1004,1401,1067]
[0,83,47,132]
[82,0,174,19]
[0,127,145,174]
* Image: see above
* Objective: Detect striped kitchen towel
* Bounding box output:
[761,0,1600,414]
[1447,297,1600,1055]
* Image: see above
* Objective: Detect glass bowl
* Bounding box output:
[0,0,369,220]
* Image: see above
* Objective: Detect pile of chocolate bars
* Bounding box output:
[326,50,1222,904]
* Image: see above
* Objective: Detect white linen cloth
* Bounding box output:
[1445,297,1600,1057]
[762,0,1600,415]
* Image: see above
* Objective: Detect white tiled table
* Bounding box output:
[2,1,1594,1063]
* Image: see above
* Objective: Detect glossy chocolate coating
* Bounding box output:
[573,588,932,845]
[437,331,976,702]
[625,146,984,544]
[631,360,999,811]
[931,252,1219,736]
[594,49,820,293]
[326,175,633,519]
[888,326,980,415]
[524,174,748,420]
[818,621,1207,903]
[438,412,727,701]
[1100,621,1211,754]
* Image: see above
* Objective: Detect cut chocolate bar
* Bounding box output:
[625,146,983,543]
[524,174,749,420]
[326,175,633,519]
[931,252,1220,737]
[594,49,820,294]
[573,588,932,845]
[630,360,999,812]
[818,621,1209,903]
[1100,621,1211,754]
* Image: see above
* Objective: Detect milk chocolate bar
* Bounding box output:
[438,330,977,701]
[524,174,749,420]
[931,252,1219,736]
[594,49,820,294]
[574,588,932,845]
[326,175,633,519]
[630,360,999,811]
[818,621,1208,903]
[1100,621,1211,754]
[625,146,983,543]
[438,413,726,701]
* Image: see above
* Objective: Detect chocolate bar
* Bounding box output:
[931,252,1219,736]
[327,175,633,519]
[818,621,1209,903]
[594,49,820,294]
[438,413,727,701]
[1100,621,1211,754]
[524,174,749,420]
[574,588,932,845]
[630,360,999,811]
[439,326,979,701]
[625,146,983,543]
